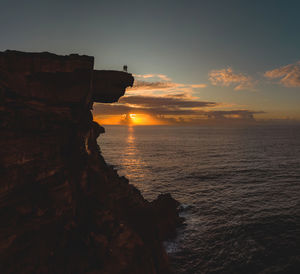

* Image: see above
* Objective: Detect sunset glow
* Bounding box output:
[3,1,300,124]
[95,113,168,126]
[2,1,300,273]
[128,113,165,125]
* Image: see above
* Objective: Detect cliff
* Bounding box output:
[0,50,181,273]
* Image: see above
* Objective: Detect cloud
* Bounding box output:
[93,72,264,125]
[127,73,206,96]
[209,67,254,90]
[94,103,263,123]
[133,73,171,81]
[205,110,264,120]
[128,80,177,90]
[93,94,264,125]
[190,84,207,88]
[94,94,216,116]
[264,61,300,87]
[119,95,216,108]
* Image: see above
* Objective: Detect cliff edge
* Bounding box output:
[0,50,181,273]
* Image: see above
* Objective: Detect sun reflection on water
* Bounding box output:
[120,126,146,182]
[127,125,135,144]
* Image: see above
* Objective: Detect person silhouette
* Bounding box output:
[123,65,128,72]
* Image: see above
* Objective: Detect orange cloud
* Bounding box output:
[264,61,300,87]
[129,80,177,91]
[209,67,254,90]
[94,113,167,126]
[120,113,167,125]
[127,73,206,97]
[119,95,216,108]
[94,115,122,125]
[92,73,264,126]
[190,84,207,88]
[133,73,171,81]
[93,93,264,126]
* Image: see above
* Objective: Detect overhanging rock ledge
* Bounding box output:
[0,50,181,274]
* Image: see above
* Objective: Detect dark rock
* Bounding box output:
[150,194,183,240]
[92,70,134,103]
[0,50,181,274]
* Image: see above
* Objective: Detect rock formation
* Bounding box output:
[0,50,181,273]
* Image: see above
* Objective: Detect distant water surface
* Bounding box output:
[98,125,300,274]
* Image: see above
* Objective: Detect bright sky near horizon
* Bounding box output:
[1,0,300,124]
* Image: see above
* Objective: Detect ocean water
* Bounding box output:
[98,125,300,274]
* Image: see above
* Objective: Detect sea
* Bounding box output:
[97,125,300,274]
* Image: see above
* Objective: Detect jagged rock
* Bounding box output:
[0,50,181,274]
[150,194,183,240]
[92,70,134,103]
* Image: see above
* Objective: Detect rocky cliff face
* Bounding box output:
[0,50,181,274]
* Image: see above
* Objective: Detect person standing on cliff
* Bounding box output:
[123,65,128,72]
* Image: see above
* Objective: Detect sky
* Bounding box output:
[1,0,300,125]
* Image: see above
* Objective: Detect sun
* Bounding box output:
[95,113,168,125]
[127,113,166,125]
